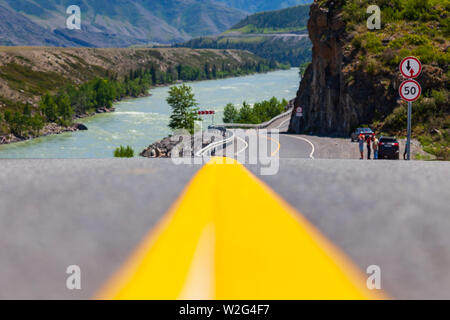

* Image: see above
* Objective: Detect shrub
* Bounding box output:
[114,146,134,158]
[402,0,432,21]
[383,105,407,131]
[352,36,362,51]
[364,33,383,54]
[366,58,378,76]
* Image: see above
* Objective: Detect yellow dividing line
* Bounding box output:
[256,131,280,157]
[266,134,281,157]
[98,157,385,300]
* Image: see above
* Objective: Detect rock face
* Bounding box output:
[289,1,397,136]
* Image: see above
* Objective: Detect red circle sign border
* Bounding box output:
[400,56,422,79]
[399,79,422,102]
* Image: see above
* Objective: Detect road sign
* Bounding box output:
[198,110,215,115]
[295,107,303,117]
[400,56,422,79]
[399,80,421,102]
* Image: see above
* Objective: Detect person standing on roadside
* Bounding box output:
[366,135,372,160]
[373,136,379,160]
[358,134,364,160]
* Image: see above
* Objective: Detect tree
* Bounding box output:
[167,84,200,134]
[151,65,157,85]
[29,114,44,136]
[40,94,58,122]
[56,93,73,123]
[94,79,114,108]
[238,101,254,124]
[8,111,26,137]
[223,103,239,123]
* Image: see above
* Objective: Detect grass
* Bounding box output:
[0,63,69,96]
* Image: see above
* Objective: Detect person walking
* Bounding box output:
[366,135,372,160]
[358,134,364,160]
[373,136,379,160]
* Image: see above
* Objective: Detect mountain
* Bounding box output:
[216,0,313,12]
[177,5,312,66]
[0,0,247,47]
[0,4,75,47]
[289,0,449,160]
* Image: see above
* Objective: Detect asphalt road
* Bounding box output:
[0,159,200,299]
[218,113,316,160]
[1,158,450,299]
[1,114,449,299]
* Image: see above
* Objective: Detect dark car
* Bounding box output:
[378,137,400,160]
[351,128,374,142]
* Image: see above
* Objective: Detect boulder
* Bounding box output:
[73,123,88,131]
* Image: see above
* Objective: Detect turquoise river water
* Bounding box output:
[0,68,300,158]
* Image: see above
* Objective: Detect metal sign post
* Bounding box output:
[407,101,412,161]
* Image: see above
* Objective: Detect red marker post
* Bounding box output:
[399,57,422,160]
[198,110,216,126]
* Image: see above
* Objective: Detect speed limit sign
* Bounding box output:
[399,79,421,102]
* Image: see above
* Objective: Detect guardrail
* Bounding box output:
[213,108,293,130]
[195,129,235,157]
[196,108,293,157]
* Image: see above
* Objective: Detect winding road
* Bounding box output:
[0,112,450,300]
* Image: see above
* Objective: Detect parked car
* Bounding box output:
[378,137,400,160]
[351,128,374,142]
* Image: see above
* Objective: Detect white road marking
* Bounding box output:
[283,135,316,160]
[277,117,291,129]
[235,136,249,156]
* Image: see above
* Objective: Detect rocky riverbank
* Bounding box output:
[0,107,114,145]
[140,133,221,158]
[140,136,183,158]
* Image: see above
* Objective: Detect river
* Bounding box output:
[0,68,300,158]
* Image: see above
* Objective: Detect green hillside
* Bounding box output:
[227,4,310,34]
[177,5,312,66]
[311,0,449,159]
[216,0,313,12]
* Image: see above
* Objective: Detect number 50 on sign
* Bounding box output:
[399,79,421,102]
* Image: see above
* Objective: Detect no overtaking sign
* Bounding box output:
[400,56,422,79]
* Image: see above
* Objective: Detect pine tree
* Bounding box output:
[40,94,58,122]
[56,93,73,123]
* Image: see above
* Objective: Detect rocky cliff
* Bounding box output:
[289,0,449,144]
